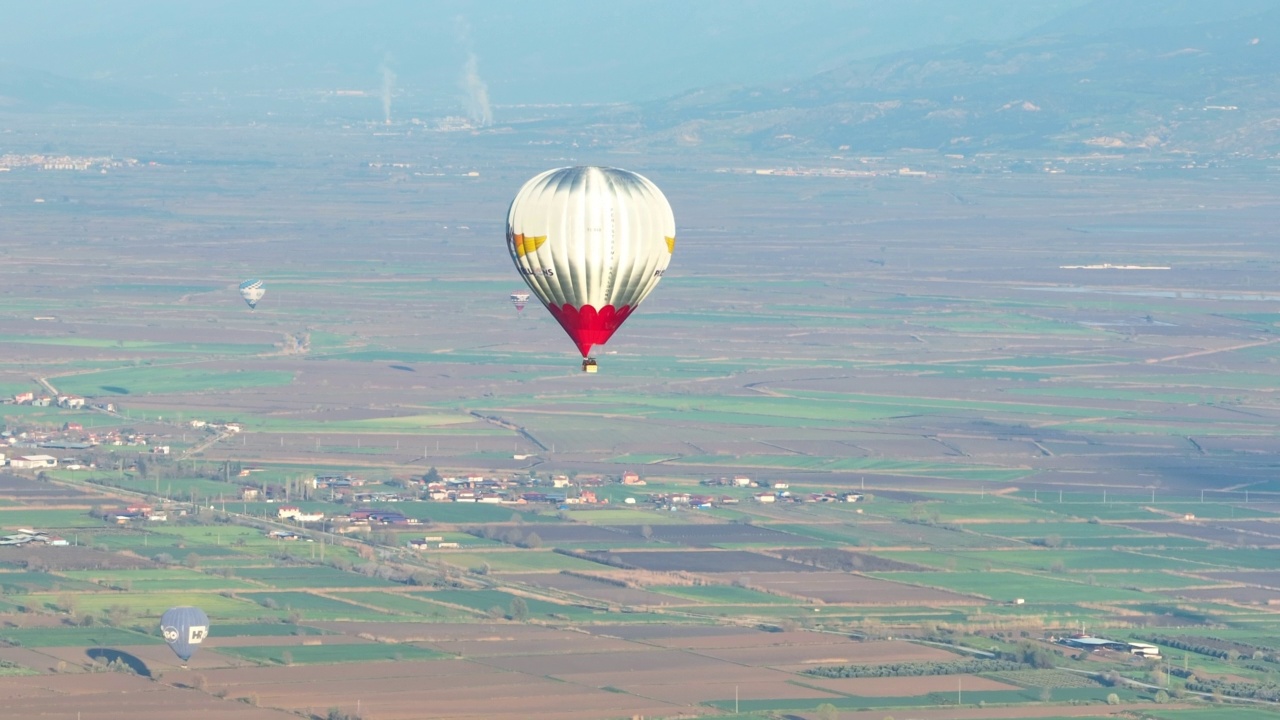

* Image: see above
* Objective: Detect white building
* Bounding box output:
[10,455,57,469]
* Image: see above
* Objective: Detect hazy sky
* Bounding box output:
[2,0,1098,110]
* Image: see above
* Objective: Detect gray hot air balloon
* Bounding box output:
[239,279,266,310]
[161,606,210,664]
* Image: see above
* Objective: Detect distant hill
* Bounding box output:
[0,64,171,112]
[614,0,1280,157]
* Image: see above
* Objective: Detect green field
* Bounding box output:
[237,592,390,620]
[0,626,156,647]
[651,584,801,605]
[232,566,400,589]
[53,366,294,397]
[218,642,449,665]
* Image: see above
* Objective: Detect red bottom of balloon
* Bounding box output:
[546,303,633,357]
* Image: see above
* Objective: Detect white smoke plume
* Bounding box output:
[455,17,492,127]
[461,53,492,126]
[379,54,395,125]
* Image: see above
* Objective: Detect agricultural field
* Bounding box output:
[1,115,1280,720]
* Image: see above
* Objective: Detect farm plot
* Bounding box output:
[949,549,1196,573]
[568,666,842,705]
[0,626,155,647]
[214,623,330,637]
[0,570,100,592]
[478,645,743,676]
[232,566,400,589]
[218,642,449,665]
[969,522,1149,540]
[772,548,929,572]
[434,550,612,573]
[802,673,1019,696]
[330,591,477,620]
[1155,548,1280,570]
[0,545,153,570]
[237,592,392,620]
[1212,520,1280,539]
[0,508,103,529]
[0,674,298,720]
[691,637,960,668]
[424,630,646,660]
[864,571,1150,604]
[0,473,97,500]
[1076,571,1219,590]
[60,568,260,592]
[500,572,678,606]
[1198,571,1280,587]
[710,571,981,605]
[30,590,262,619]
[167,658,683,720]
[1121,521,1276,546]
[578,549,814,573]
[413,589,585,619]
[491,525,636,545]
[843,519,1022,549]
[650,583,802,605]
[1160,586,1280,604]
[604,523,810,546]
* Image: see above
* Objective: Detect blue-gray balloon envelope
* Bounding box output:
[239,279,265,309]
[160,606,210,662]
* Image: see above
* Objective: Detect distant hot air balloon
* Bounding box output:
[239,279,266,310]
[160,606,210,665]
[510,291,530,313]
[506,166,675,371]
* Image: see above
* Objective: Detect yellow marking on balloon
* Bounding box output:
[512,233,548,258]
[665,236,676,254]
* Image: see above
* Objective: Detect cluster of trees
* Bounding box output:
[467,525,542,549]
[804,658,1029,679]
[1004,640,1061,669]
[1136,634,1264,662]
[318,709,363,720]
[1185,677,1280,702]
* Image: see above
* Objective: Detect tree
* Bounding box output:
[1154,690,1170,704]
[640,524,653,540]
[1106,693,1120,705]
[509,597,530,622]
[815,703,839,720]
[423,467,442,484]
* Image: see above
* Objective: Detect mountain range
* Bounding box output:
[614,0,1280,157]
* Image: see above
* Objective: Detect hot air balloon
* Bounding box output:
[506,166,675,371]
[239,279,266,310]
[160,606,210,665]
[510,291,530,313]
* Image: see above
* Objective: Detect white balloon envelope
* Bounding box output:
[239,279,266,310]
[506,166,675,359]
